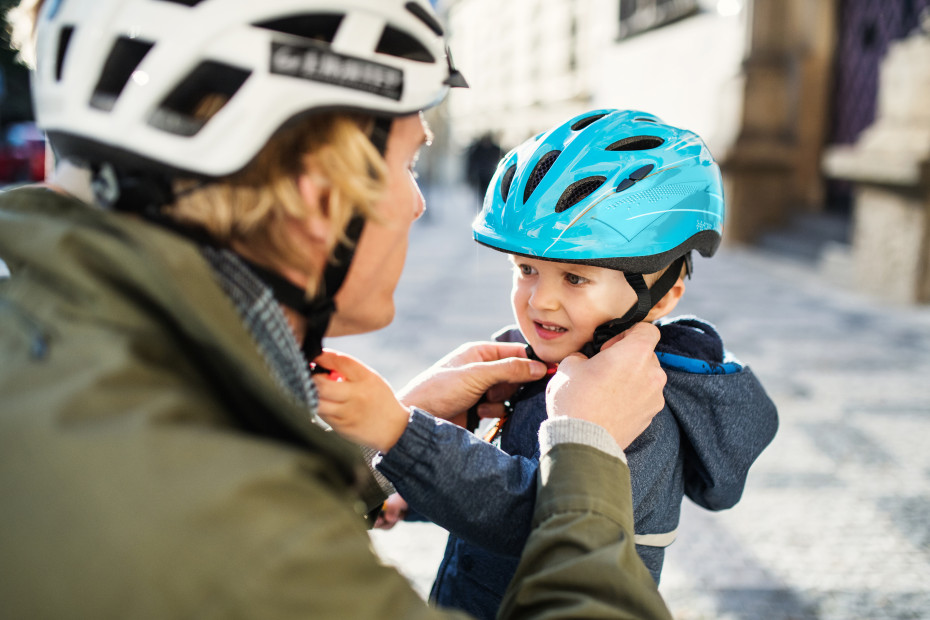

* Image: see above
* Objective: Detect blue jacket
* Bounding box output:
[378,317,778,620]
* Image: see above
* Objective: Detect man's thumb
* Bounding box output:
[476,357,547,387]
[313,349,361,381]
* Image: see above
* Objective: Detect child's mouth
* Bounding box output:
[534,321,567,340]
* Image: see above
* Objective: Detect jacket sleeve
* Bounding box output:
[236,440,670,620]
[499,443,673,620]
[670,366,779,510]
[376,409,538,556]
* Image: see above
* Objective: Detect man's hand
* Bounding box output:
[374,493,409,530]
[546,323,666,449]
[312,350,411,453]
[397,341,548,422]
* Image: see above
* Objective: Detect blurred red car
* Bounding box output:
[0,122,46,183]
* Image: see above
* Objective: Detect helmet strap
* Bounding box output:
[297,115,392,361]
[91,164,331,355]
[95,116,392,363]
[90,163,121,208]
[579,254,687,358]
[299,214,364,361]
[236,258,337,362]
[204,116,389,362]
[92,163,176,216]
[369,116,392,155]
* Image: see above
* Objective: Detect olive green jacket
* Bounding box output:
[0,187,671,620]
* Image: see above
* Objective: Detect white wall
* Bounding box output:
[436,0,747,180]
[592,3,746,155]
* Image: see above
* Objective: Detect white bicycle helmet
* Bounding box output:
[33,0,465,178]
[31,0,466,363]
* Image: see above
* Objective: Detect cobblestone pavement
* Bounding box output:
[332,185,930,620]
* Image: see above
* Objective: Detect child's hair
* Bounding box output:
[474,108,725,352]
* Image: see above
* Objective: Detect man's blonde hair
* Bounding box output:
[167,112,387,296]
[6,0,389,296]
[7,0,42,68]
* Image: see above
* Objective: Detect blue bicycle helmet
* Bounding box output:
[472,109,725,355]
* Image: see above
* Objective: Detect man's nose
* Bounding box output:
[413,183,426,221]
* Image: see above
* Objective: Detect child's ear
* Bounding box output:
[645,278,686,322]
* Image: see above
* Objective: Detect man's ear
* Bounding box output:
[645,278,685,322]
[296,170,332,244]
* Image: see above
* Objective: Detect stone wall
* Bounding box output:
[823,33,930,304]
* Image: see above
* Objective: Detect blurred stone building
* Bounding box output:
[728,0,930,304]
[435,0,930,303]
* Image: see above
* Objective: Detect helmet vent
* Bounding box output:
[634,117,658,123]
[254,14,343,44]
[500,164,517,203]
[523,150,561,203]
[606,136,665,151]
[90,37,154,112]
[616,164,655,193]
[571,114,607,131]
[148,61,251,137]
[405,2,444,36]
[55,26,74,82]
[629,164,654,180]
[156,0,206,5]
[376,26,435,63]
[555,176,606,213]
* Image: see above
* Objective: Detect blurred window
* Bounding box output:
[618,0,700,39]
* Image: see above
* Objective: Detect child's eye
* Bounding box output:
[565,273,588,285]
[517,264,535,276]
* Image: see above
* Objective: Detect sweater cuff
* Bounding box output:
[358,444,395,497]
[539,418,626,464]
[375,407,434,480]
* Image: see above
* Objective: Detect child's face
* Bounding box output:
[509,255,642,364]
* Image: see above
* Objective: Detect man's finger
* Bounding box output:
[312,377,352,405]
[598,322,661,353]
[556,352,586,374]
[618,322,661,349]
[472,357,547,389]
[485,382,520,404]
[468,341,531,363]
[312,349,368,381]
[477,402,508,419]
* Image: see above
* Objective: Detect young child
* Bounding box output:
[329,109,779,620]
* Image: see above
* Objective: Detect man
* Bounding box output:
[0,1,672,618]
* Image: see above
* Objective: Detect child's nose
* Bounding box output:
[529,281,559,311]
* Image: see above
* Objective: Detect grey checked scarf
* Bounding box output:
[201,247,393,496]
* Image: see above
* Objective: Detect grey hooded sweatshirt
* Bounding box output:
[377,317,779,620]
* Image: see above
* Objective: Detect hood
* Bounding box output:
[657,317,778,510]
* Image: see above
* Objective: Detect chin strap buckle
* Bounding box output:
[579,254,688,357]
